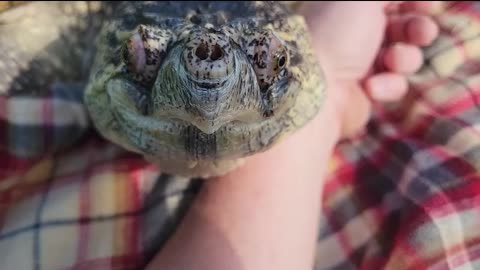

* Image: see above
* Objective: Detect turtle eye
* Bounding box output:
[274,48,288,72]
[246,31,289,91]
[278,55,286,68]
[121,25,174,85]
[276,49,288,69]
[122,32,146,74]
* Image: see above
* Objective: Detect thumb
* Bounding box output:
[339,82,372,139]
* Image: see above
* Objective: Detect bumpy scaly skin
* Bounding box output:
[84,1,326,177]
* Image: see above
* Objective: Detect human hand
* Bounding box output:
[146,3,443,270]
[299,1,441,139]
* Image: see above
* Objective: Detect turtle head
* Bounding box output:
[111,21,294,135]
[84,7,324,169]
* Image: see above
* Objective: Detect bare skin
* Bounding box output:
[146,2,441,270]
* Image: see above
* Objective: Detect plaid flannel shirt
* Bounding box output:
[2,1,480,270]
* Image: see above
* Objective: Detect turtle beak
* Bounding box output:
[192,118,225,134]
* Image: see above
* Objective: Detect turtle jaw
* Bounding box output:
[189,118,225,135]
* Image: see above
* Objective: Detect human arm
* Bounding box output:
[146,88,341,270]
[145,2,440,270]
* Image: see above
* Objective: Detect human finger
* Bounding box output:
[364,72,409,102]
[387,14,439,46]
[383,43,424,74]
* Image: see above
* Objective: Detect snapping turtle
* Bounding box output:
[1,1,325,177]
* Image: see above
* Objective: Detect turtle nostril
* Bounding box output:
[210,44,224,61]
[183,32,233,79]
[195,42,209,60]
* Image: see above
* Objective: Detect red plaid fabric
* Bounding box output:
[2,1,480,270]
[316,2,480,269]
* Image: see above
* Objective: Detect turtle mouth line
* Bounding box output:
[195,80,227,89]
[114,103,255,136]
